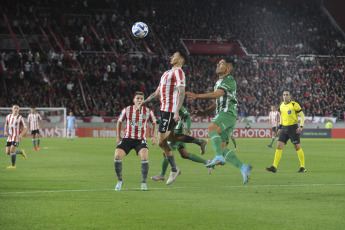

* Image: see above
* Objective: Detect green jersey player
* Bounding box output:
[187,59,252,184]
[151,106,211,181]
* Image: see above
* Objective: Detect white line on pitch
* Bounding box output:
[1,183,345,195]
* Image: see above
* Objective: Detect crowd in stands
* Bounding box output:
[1,0,344,120]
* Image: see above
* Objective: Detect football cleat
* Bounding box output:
[241,164,252,184]
[200,139,208,155]
[33,148,37,151]
[7,165,16,169]
[267,144,272,148]
[205,159,214,174]
[297,167,307,173]
[206,155,226,168]
[166,168,181,185]
[265,166,277,173]
[151,174,166,181]
[141,183,148,191]
[115,181,123,191]
[21,149,27,160]
[37,146,41,151]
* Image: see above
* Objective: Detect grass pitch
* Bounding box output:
[1,137,344,230]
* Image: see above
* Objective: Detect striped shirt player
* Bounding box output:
[114,91,157,191]
[268,106,281,147]
[4,105,28,169]
[118,105,156,140]
[28,108,43,150]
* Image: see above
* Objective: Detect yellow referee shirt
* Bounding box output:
[279,100,302,126]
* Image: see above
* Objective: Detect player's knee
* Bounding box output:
[180,152,188,159]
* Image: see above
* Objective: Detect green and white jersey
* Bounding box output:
[175,105,190,133]
[214,74,238,116]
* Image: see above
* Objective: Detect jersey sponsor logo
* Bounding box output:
[130,121,144,127]
[288,110,291,115]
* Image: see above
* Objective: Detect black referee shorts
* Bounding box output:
[278,124,300,145]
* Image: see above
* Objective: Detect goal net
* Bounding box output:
[0,107,66,138]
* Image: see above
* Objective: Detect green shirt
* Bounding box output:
[175,105,191,133]
[214,74,238,116]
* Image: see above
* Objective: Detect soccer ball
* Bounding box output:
[132,22,149,38]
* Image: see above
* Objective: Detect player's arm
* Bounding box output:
[187,89,225,100]
[296,111,305,133]
[277,110,283,135]
[191,103,216,116]
[151,121,157,145]
[141,87,159,107]
[268,116,272,128]
[116,120,123,143]
[4,123,8,136]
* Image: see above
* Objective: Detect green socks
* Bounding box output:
[188,153,206,164]
[222,148,243,169]
[209,131,223,156]
[161,157,169,176]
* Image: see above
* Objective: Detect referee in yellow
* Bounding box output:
[266,90,306,173]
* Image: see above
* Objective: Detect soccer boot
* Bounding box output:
[151,174,166,181]
[265,166,277,173]
[33,148,37,151]
[7,165,16,169]
[205,159,214,174]
[200,139,208,155]
[166,168,181,185]
[267,144,272,148]
[297,167,307,173]
[241,164,252,184]
[21,149,27,160]
[206,155,226,168]
[37,146,41,151]
[141,183,148,191]
[115,181,123,191]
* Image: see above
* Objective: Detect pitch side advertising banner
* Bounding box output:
[19,127,344,138]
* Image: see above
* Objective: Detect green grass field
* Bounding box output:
[1,137,344,230]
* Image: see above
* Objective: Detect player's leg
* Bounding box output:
[178,145,207,164]
[114,145,127,191]
[268,128,277,147]
[36,132,41,150]
[151,152,169,181]
[291,129,306,172]
[32,133,37,150]
[138,147,149,191]
[266,140,285,173]
[168,132,208,155]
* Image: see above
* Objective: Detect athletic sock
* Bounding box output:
[15,150,22,155]
[167,155,177,172]
[270,137,276,145]
[222,148,243,169]
[188,153,206,164]
[231,138,237,148]
[161,157,169,176]
[32,139,36,148]
[209,131,222,156]
[297,148,305,168]
[10,152,16,166]
[141,160,149,183]
[173,134,202,145]
[37,138,40,147]
[273,149,282,168]
[114,159,123,181]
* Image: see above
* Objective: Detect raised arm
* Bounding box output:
[191,103,217,116]
[186,89,225,100]
[141,87,160,107]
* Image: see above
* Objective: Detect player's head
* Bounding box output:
[133,91,145,106]
[69,111,73,116]
[216,59,234,77]
[283,90,292,102]
[12,104,19,115]
[270,105,276,111]
[30,107,36,113]
[170,51,188,67]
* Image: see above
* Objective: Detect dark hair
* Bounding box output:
[134,91,145,97]
[224,59,235,68]
[177,50,189,65]
[283,89,292,95]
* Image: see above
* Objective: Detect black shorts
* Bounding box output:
[31,130,40,135]
[278,124,300,145]
[158,111,176,133]
[6,141,19,147]
[116,138,148,155]
[272,127,278,133]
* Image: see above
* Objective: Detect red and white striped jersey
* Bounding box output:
[118,105,156,140]
[6,114,27,142]
[27,113,42,131]
[269,111,281,127]
[158,67,186,112]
